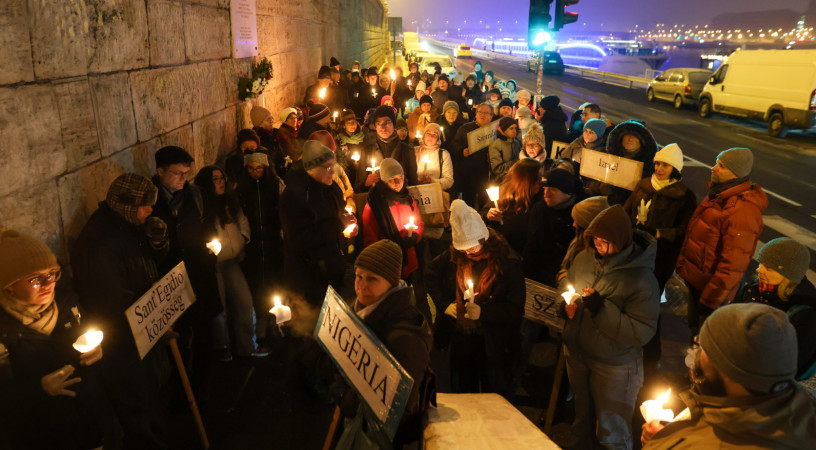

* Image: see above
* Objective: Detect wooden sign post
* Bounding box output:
[466,119,500,154]
[314,287,414,441]
[579,149,644,191]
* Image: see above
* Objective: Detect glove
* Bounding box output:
[401,233,419,248]
[465,301,481,320]
[581,290,605,316]
[637,199,651,225]
[144,216,167,244]
[444,303,457,319]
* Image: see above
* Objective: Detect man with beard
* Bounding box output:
[642,303,816,449]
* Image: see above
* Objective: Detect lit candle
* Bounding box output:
[407,79,412,86]
[73,329,104,353]
[405,101,410,111]
[366,157,379,172]
[372,88,376,96]
[421,154,431,175]
[404,216,418,237]
[486,186,502,224]
[333,111,339,122]
[561,285,580,305]
[468,98,473,105]
[640,388,675,423]
[345,205,353,214]
[319,87,326,100]
[351,151,360,162]
[269,295,292,325]
[464,279,477,303]
[415,130,422,140]
[343,223,357,238]
[390,69,396,80]
[206,238,222,256]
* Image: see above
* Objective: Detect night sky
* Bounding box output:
[388,0,811,31]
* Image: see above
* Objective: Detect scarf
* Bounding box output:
[454,247,499,331]
[708,176,748,198]
[0,290,58,335]
[367,180,417,249]
[650,174,677,192]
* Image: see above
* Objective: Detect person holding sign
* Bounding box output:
[335,240,434,448]
[488,117,521,183]
[426,200,525,398]
[450,103,494,208]
[534,95,568,155]
[563,118,608,164]
[0,231,107,450]
[559,205,659,449]
[591,119,659,206]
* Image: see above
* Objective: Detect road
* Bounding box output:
[425,41,816,281]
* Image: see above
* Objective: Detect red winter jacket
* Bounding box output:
[362,198,424,277]
[676,180,767,309]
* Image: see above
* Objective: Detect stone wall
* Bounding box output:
[0,0,389,263]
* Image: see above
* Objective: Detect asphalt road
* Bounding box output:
[426,41,816,280]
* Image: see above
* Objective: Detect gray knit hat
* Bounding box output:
[716,147,753,178]
[379,158,404,180]
[243,152,269,167]
[450,199,489,251]
[571,196,609,229]
[355,239,403,286]
[442,100,460,114]
[106,173,158,226]
[700,303,797,393]
[302,140,335,171]
[758,237,811,282]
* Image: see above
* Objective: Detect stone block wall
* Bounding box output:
[0,0,389,264]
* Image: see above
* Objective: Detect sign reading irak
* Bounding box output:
[579,148,644,191]
[315,287,414,440]
[125,262,196,359]
[466,119,500,154]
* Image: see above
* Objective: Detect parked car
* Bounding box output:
[419,53,456,78]
[527,51,565,75]
[697,49,816,137]
[647,68,712,109]
[456,44,472,58]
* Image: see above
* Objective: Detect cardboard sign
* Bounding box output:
[230,0,259,58]
[408,183,445,214]
[125,262,196,359]
[524,279,565,332]
[579,148,644,191]
[314,287,414,440]
[533,95,544,111]
[550,140,569,160]
[466,119,500,154]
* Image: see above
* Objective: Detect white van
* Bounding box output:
[697,49,816,137]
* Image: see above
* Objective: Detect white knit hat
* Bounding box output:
[450,199,489,251]
[415,81,427,94]
[654,143,684,172]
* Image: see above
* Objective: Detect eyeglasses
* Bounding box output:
[247,166,265,173]
[27,270,61,289]
[166,168,191,179]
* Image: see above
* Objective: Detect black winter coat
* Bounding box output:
[0,294,106,450]
[436,115,465,159]
[603,120,659,205]
[237,171,284,294]
[354,133,418,193]
[523,198,576,287]
[279,168,347,305]
[450,121,490,199]
[538,106,568,153]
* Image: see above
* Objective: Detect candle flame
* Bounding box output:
[206,238,222,256]
[416,130,422,138]
[319,87,326,99]
[269,295,292,324]
[407,80,412,86]
[345,205,353,214]
[372,88,376,96]
[351,152,360,162]
[273,296,282,307]
[421,155,431,164]
[73,329,104,353]
[333,111,338,118]
[641,388,675,423]
[467,279,474,289]
[561,285,577,305]
[390,69,396,80]
[486,186,500,202]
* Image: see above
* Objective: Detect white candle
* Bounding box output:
[73,329,104,353]
[390,69,396,81]
[486,186,502,224]
[319,87,326,100]
[407,79,412,86]
[371,88,376,96]
[351,151,360,162]
[269,296,292,325]
[206,238,222,256]
[421,154,431,175]
[468,98,473,105]
[640,388,675,423]
[561,285,580,305]
[404,216,418,237]
[415,130,422,139]
[405,101,410,111]
[343,223,357,238]
[345,205,353,214]
[333,111,339,122]
[464,279,476,303]
[366,157,379,172]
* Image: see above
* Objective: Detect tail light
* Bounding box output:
[810,89,816,111]
[685,84,692,94]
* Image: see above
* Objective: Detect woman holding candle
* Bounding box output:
[426,200,525,398]
[406,95,439,139]
[436,101,466,156]
[336,109,365,188]
[481,158,543,256]
[403,80,426,119]
[0,230,107,449]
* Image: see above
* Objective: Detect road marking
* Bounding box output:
[735,132,771,146]
[762,216,816,252]
[762,189,803,207]
[683,155,711,169]
[812,215,816,220]
[646,107,666,114]
[754,239,816,286]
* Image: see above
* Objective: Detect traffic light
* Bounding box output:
[554,0,579,31]
[528,0,553,49]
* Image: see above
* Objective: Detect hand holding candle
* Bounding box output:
[404,216,418,237]
[640,388,675,423]
[366,157,380,172]
[351,151,360,162]
[486,186,502,224]
[345,205,354,214]
[269,296,292,325]
[421,154,431,175]
[562,284,581,319]
[73,329,103,353]
[319,87,327,100]
[206,238,222,256]
[464,280,481,320]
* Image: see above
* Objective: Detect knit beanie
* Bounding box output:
[424,122,442,138]
[541,95,560,110]
[500,88,511,99]
[279,107,298,123]
[498,116,517,132]
[571,196,610,229]
[541,168,575,195]
[585,205,632,251]
[516,106,532,119]
[583,118,607,139]
[237,128,261,147]
[355,239,403,286]
[716,147,753,178]
[318,65,332,80]
[419,95,433,106]
[106,173,158,226]
[307,130,337,153]
[244,152,269,167]
[488,88,501,97]
[372,105,397,127]
[340,109,358,124]
[653,143,684,172]
[415,81,427,93]
[301,140,335,171]
[450,199,490,251]
[700,303,797,393]
[498,98,514,110]
[155,145,194,167]
[250,106,272,127]
[757,238,811,283]
[307,103,330,121]
[366,67,378,78]
[379,158,404,180]
[442,100,460,114]
[522,123,546,149]
[517,90,532,103]
[395,118,408,131]
[0,230,58,289]
[330,56,340,67]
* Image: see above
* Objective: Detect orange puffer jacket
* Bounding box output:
[676,180,768,309]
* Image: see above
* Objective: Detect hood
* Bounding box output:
[681,387,816,449]
[541,105,568,122]
[602,229,658,274]
[606,119,658,161]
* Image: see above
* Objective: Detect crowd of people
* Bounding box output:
[1,56,815,450]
